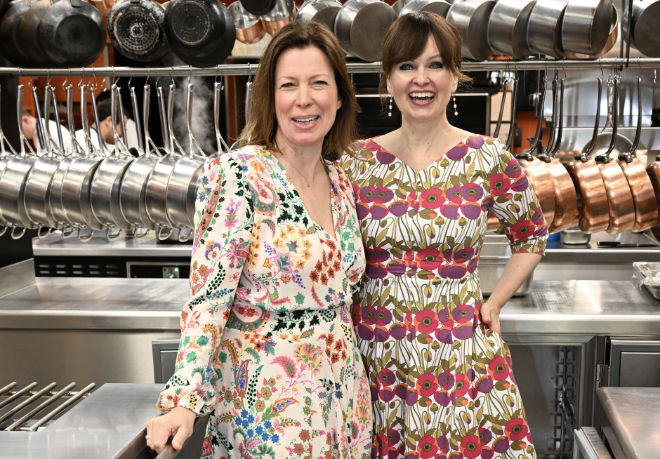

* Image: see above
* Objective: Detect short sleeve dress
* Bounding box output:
[341,135,547,459]
[158,145,373,459]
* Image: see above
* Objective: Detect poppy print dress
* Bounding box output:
[341,135,547,459]
[158,145,373,458]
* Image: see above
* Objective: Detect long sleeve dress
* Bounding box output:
[158,145,373,459]
[341,135,548,459]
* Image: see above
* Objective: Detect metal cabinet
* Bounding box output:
[609,339,660,387]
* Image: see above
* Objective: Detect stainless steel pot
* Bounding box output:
[487,0,534,59]
[624,0,660,57]
[89,85,133,238]
[526,0,567,58]
[398,0,450,18]
[229,0,265,45]
[334,0,395,62]
[561,0,614,56]
[295,0,341,32]
[262,0,292,36]
[446,0,496,61]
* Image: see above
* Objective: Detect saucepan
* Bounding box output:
[617,76,658,232]
[229,0,265,44]
[263,0,294,36]
[0,85,18,237]
[334,0,396,62]
[295,0,341,31]
[241,0,276,16]
[526,0,567,58]
[561,0,615,57]
[446,0,496,61]
[624,0,660,58]
[398,0,450,18]
[487,0,534,59]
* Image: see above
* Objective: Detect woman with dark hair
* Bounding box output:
[342,12,547,459]
[146,22,371,458]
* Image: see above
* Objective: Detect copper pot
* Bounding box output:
[618,77,658,232]
[229,0,265,44]
[262,0,292,35]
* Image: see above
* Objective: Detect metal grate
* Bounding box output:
[35,257,125,277]
[0,382,95,432]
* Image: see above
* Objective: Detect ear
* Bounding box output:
[337,96,342,111]
[450,72,459,94]
[386,78,392,95]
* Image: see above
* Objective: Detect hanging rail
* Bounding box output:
[0,57,659,77]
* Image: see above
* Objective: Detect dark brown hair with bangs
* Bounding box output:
[238,22,359,161]
[378,11,471,95]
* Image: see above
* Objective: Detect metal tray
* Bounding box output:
[480,242,533,296]
[632,261,660,300]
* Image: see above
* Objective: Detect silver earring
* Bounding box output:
[388,96,393,117]
[452,95,458,116]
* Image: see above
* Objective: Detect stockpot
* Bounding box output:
[446,0,496,61]
[526,0,567,58]
[295,0,341,32]
[334,0,395,62]
[487,0,534,59]
[229,0,265,45]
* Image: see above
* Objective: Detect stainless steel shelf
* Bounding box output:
[1,57,660,77]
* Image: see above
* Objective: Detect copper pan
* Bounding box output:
[542,78,578,233]
[229,1,265,45]
[592,78,635,233]
[262,0,293,35]
[566,77,609,233]
[517,76,556,229]
[618,77,658,232]
[647,156,660,226]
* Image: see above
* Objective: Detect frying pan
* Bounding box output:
[108,0,170,62]
[0,0,33,65]
[446,0,496,61]
[618,77,658,232]
[542,78,578,233]
[334,0,396,62]
[17,0,52,66]
[164,0,236,67]
[39,0,105,66]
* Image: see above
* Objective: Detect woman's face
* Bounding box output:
[386,36,457,124]
[274,45,342,154]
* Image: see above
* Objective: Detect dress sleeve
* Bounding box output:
[484,140,548,255]
[157,153,254,415]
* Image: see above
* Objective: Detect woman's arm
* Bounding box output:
[480,252,542,334]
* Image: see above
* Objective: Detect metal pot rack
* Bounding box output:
[0,57,658,77]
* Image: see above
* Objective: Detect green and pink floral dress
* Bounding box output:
[158,145,372,458]
[342,135,547,459]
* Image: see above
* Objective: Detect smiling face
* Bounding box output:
[274,45,342,154]
[386,36,458,124]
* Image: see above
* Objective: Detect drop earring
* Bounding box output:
[388,96,393,117]
[452,95,458,116]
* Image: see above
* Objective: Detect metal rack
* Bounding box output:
[0,57,659,77]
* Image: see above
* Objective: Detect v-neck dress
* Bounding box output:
[158,145,372,459]
[341,136,547,459]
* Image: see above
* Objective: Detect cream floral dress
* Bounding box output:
[158,145,372,458]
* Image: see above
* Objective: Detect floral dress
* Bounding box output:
[158,145,373,459]
[341,135,547,459]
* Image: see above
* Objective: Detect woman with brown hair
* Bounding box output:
[342,12,547,459]
[146,22,372,458]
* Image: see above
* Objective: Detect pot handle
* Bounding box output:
[157,225,173,241]
[77,227,94,242]
[0,226,6,237]
[11,226,27,240]
[134,226,150,238]
[106,227,123,240]
[178,227,193,243]
[37,225,53,239]
[61,225,76,238]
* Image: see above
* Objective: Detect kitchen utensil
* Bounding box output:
[214,81,230,153]
[229,0,265,44]
[594,78,635,233]
[164,0,235,67]
[295,0,341,32]
[624,0,660,57]
[262,0,292,35]
[526,0,567,58]
[334,0,396,62]
[17,0,52,65]
[487,0,534,59]
[446,0,496,61]
[39,0,105,66]
[618,77,658,232]
[0,0,33,65]
[241,0,275,16]
[398,0,450,18]
[108,0,170,62]
[561,0,614,56]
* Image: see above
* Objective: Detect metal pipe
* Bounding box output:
[0,58,658,76]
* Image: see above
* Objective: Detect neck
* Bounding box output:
[398,115,455,152]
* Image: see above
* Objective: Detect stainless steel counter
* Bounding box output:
[0,383,162,459]
[597,387,660,459]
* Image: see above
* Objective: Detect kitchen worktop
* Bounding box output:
[0,383,162,459]
[1,260,659,343]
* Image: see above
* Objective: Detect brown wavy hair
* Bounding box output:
[379,11,471,95]
[238,22,359,161]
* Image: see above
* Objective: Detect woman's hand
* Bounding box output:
[480,300,502,334]
[146,406,196,453]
